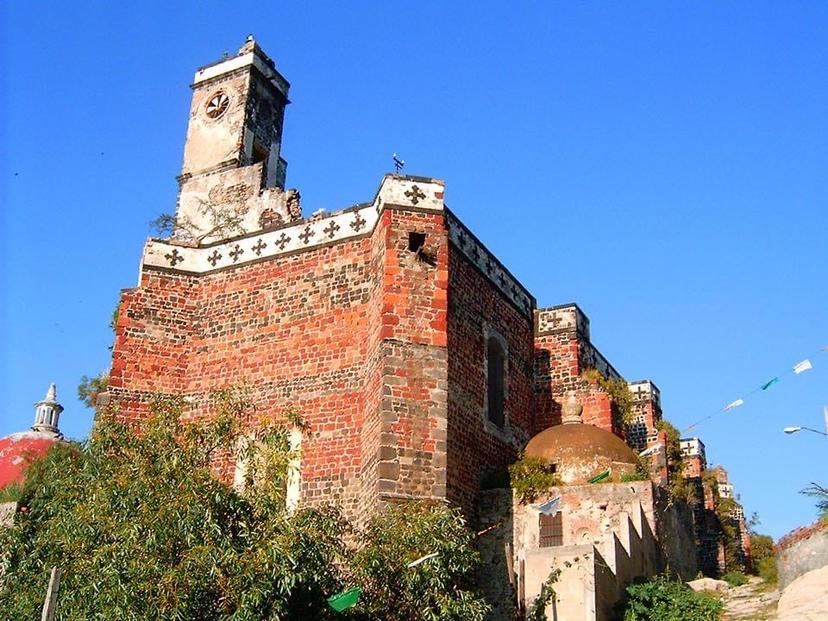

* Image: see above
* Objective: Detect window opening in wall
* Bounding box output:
[487,336,506,427]
[252,142,268,165]
[408,231,426,252]
[539,512,563,547]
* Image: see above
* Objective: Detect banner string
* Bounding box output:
[683,345,827,433]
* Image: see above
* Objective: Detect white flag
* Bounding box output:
[793,360,813,374]
[533,497,561,516]
[723,398,744,412]
[639,446,660,457]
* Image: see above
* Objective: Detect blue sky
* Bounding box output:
[1,2,826,540]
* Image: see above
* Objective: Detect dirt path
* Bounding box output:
[722,577,780,621]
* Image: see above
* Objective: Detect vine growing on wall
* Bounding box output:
[657,419,693,504]
[526,568,561,621]
[580,369,635,429]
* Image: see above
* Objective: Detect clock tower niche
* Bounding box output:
[174,37,301,244]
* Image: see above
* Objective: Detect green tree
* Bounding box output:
[350,503,490,621]
[0,394,488,620]
[76,373,109,409]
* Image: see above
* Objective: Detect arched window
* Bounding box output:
[486,336,506,427]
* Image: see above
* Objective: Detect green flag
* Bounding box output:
[588,469,611,484]
[328,587,362,612]
[760,377,779,390]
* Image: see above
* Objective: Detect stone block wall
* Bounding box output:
[776,520,828,589]
[626,380,662,452]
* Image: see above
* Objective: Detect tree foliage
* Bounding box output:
[801,482,828,520]
[76,373,109,409]
[351,503,489,621]
[0,394,488,620]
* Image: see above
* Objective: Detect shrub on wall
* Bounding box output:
[615,575,723,621]
[508,454,562,503]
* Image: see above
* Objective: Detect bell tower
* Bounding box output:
[174,37,301,244]
[181,35,290,187]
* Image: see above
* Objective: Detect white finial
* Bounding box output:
[45,383,57,402]
[246,34,255,43]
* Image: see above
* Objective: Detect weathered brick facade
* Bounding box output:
[107,40,714,539]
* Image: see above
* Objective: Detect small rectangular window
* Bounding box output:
[408,232,426,252]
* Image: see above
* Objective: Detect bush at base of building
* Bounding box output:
[616,575,723,621]
[0,393,489,621]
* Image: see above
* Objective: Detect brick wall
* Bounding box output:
[533,305,623,437]
[112,215,385,522]
[446,244,534,518]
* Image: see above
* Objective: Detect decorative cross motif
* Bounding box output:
[485,258,495,274]
[350,213,367,232]
[229,244,244,263]
[323,221,341,239]
[456,231,466,250]
[252,239,267,256]
[164,249,184,267]
[299,225,315,245]
[471,244,481,262]
[498,272,507,288]
[275,232,291,250]
[207,250,223,267]
[404,185,426,205]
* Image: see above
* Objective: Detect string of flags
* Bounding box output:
[685,347,826,432]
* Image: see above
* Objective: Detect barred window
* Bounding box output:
[539,512,563,547]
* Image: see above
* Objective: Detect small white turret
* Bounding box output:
[32,383,64,438]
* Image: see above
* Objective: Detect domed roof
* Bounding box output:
[0,431,60,489]
[0,384,65,490]
[524,394,639,485]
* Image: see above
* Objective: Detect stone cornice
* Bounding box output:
[140,174,536,318]
[141,176,444,275]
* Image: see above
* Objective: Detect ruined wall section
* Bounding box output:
[446,214,535,519]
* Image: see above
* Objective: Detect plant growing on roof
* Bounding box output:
[509,454,563,503]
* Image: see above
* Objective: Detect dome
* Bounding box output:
[0,383,65,490]
[0,431,60,489]
[524,394,639,485]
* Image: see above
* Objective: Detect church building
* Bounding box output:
[101,37,743,619]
